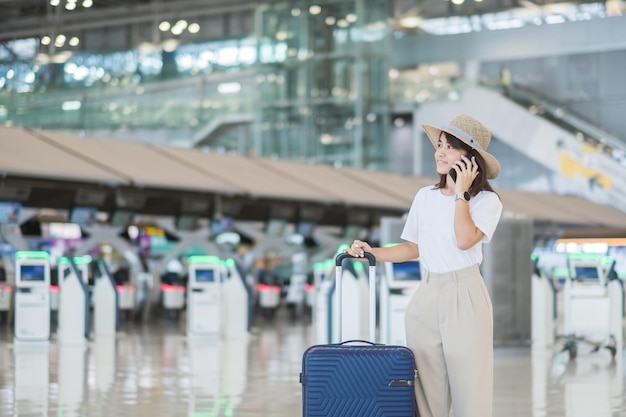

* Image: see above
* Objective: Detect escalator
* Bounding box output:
[191,113,254,150]
[415,84,626,213]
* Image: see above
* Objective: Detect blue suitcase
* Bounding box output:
[300,252,417,417]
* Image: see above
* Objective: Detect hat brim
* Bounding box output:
[422,123,501,179]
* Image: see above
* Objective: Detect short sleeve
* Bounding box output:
[470,192,503,243]
[400,190,421,244]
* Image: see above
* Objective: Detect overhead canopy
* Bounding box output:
[157,147,332,202]
[38,130,238,194]
[254,158,410,209]
[0,127,126,185]
[0,126,625,233]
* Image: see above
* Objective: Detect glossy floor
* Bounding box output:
[0,313,624,417]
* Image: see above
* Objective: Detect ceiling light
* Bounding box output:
[188,23,200,33]
[400,16,423,28]
[159,21,171,31]
[69,37,80,46]
[82,0,93,7]
[320,133,333,145]
[451,0,465,4]
[35,53,50,64]
[65,2,77,10]
[291,8,301,17]
[55,34,66,47]
[50,0,60,6]
[137,42,158,53]
[174,20,188,30]
[162,39,179,52]
[346,13,357,23]
[51,51,72,63]
[606,0,623,16]
[41,36,51,45]
[217,82,241,94]
[325,16,336,25]
[309,5,321,15]
[545,15,566,24]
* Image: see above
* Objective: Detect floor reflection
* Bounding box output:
[13,344,49,417]
[57,344,87,417]
[0,313,624,417]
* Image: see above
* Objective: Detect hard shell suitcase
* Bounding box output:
[300,252,417,417]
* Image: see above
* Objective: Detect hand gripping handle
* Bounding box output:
[335,251,376,267]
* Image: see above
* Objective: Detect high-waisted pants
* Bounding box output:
[404,264,493,417]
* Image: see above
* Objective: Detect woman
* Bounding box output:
[345,114,502,417]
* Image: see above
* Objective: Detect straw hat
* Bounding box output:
[421,114,501,179]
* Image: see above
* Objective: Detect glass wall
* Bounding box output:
[254,0,392,169]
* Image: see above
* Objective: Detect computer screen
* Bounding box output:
[110,210,135,227]
[0,201,21,224]
[297,221,316,237]
[195,268,215,283]
[49,267,58,286]
[210,216,234,235]
[392,261,422,281]
[176,215,199,231]
[69,206,97,226]
[48,222,82,240]
[573,265,600,282]
[19,264,46,282]
[265,218,287,237]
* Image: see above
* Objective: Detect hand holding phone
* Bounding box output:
[448,153,473,183]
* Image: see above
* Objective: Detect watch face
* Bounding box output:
[463,191,471,201]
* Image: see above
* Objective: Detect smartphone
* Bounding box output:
[448,167,458,183]
[448,152,473,183]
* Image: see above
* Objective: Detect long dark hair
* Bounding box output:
[434,132,497,198]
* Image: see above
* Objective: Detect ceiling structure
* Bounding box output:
[0,0,614,45]
[0,0,254,46]
[392,0,601,20]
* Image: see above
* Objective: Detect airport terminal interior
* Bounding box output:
[1,0,626,416]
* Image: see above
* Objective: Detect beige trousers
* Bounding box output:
[404,264,493,417]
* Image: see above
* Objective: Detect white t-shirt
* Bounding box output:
[400,185,503,273]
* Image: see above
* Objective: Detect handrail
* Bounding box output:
[503,83,625,160]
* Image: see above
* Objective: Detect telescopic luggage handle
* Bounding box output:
[335,252,376,267]
[334,252,377,343]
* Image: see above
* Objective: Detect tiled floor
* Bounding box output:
[0,311,624,417]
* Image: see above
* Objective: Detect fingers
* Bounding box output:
[460,155,476,169]
[453,155,478,192]
[344,240,366,257]
[458,155,478,176]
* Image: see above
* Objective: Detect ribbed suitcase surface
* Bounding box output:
[301,343,416,417]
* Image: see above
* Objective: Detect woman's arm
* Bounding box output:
[454,201,485,250]
[453,154,485,250]
[344,240,419,263]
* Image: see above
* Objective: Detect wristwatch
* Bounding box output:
[455,191,470,202]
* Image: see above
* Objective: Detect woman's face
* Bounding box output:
[434,132,469,176]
